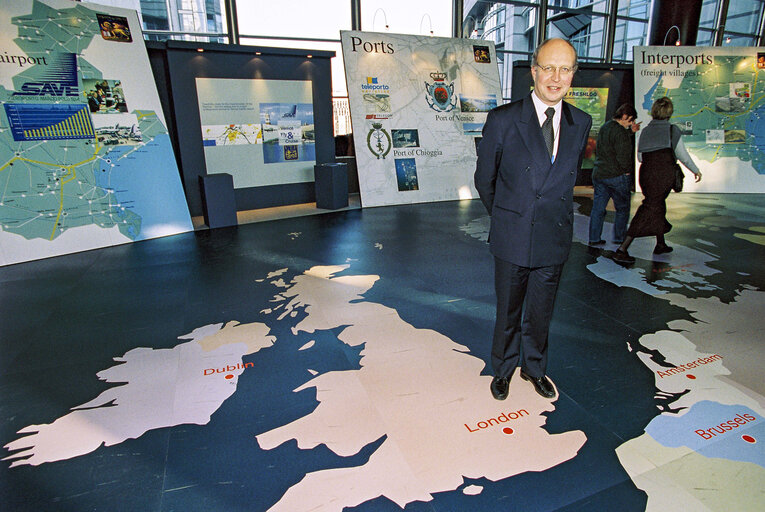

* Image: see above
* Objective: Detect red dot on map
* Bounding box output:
[503,427,514,435]
[225,374,234,379]
[742,435,756,444]
[686,374,696,379]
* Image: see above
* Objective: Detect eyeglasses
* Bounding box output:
[535,64,576,76]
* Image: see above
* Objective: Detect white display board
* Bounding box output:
[0,0,193,266]
[634,46,765,193]
[341,31,501,207]
[195,78,315,189]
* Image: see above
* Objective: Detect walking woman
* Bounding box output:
[612,97,702,264]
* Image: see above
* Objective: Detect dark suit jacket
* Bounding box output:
[474,94,592,267]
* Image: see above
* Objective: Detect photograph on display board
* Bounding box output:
[92,113,142,146]
[458,94,497,112]
[82,78,128,113]
[715,81,750,112]
[392,129,419,148]
[259,102,315,164]
[394,158,419,191]
[473,45,491,63]
[678,120,694,135]
[463,122,483,136]
[96,13,132,42]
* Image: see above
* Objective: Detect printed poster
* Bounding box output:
[341,31,501,207]
[634,45,765,192]
[564,87,609,170]
[0,0,192,266]
[196,78,315,189]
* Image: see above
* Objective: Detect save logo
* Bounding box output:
[12,52,79,98]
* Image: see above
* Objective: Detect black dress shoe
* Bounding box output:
[653,244,673,254]
[612,249,636,264]
[490,376,510,400]
[520,370,556,399]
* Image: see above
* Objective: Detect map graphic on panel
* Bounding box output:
[0,0,192,266]
[634,46,765,193]
[341,31,501,207]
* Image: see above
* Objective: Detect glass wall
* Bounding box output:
[612,0,650,63]
[235,0,352,100]
[360,0,452,36]
[237,1,352,40]
[547,0,609,63]
[463,0,764,100]
[138,0,225,42]
[697,0,720,46]
[723,0,765,45]
[120,0,765,131]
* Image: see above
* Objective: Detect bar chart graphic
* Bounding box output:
[4,103,95,141]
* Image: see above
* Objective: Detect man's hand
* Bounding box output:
[630,120,642,133]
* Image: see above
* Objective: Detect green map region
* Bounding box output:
[643,55,765,174]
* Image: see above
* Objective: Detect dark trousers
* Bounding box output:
[491,257,563,379]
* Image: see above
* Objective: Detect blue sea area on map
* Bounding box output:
[643,75,662,110]
[93,133,191,239]
[744,104,765,174]
[645,401,764,468]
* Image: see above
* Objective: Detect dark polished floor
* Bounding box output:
[1,192,763,511]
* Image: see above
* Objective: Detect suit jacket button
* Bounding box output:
[536,194,541,199]
[560,196,565,200]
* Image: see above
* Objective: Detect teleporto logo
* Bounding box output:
[695,413,757,440]
[367,122,391,159]
[361,76,390,92]
[12,52,79,99]
[424,71,457,112]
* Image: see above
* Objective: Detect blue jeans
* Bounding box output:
[589,174,631,243]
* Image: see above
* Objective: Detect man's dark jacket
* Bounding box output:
[475,94,592,267]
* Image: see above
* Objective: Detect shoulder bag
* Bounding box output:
[670,125,684,192]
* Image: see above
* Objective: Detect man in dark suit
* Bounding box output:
[474,38,592,400]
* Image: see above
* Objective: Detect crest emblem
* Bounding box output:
[424,71,456,112]
[283,145,298,160]
[366,122,392,159]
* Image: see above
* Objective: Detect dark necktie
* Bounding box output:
[542,107,555,158]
